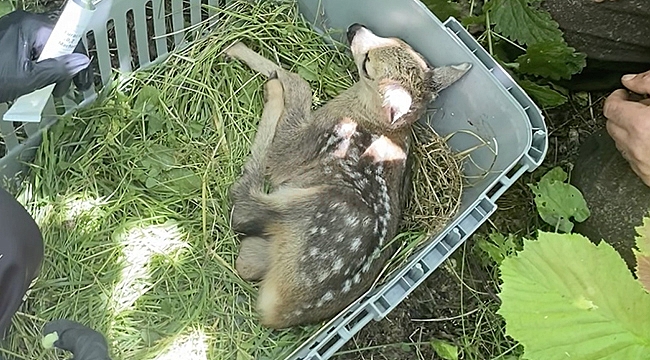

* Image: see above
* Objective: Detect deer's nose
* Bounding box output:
[347,23,365,44]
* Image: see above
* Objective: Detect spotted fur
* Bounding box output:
[227,24,470,329]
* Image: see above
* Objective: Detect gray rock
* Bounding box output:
[570,128,650,271]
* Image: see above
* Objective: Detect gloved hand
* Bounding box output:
[0,10,93,104]
[42,319,112,360]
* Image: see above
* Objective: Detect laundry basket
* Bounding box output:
[0,0,547,359]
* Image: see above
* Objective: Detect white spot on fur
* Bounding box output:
[342,279,352,293]
[333,258,344,273]
[372,248,381,260]
[336,234,345,242]
[309,247,319,257]
[362,261,371,273]
[333,119,358,158]
[293,309,303,316]
[344,268,351,276]
[319,227,327,235]
[344,215,360,227]
[350,237,362,252]
[363,136,406,163]
[316,212,324,219]
[318,271,329,283]
[309,227,319,235]
[353,273,362,284]
[383,84,412,123]
[321,291,334,303]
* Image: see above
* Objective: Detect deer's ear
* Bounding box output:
[428,63,472,92]
[382,84,412,124]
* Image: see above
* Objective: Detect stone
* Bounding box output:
[570,128,650,271]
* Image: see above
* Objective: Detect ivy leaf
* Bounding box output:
[421,0,462,21]
[484,0,563,46]
[634,217,650,292]
[516,41,587,81]
[518,79,567,108]
[528,167,590,233]
[430,339,458,360]
[498,232,650,359]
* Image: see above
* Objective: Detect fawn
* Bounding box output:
[227,24,470,329]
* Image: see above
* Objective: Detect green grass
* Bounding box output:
[4,1,354,358]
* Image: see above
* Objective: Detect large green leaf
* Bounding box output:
[529,167,590,232]
[498,232,650,359]
[484,0,563,46]
[516,41,587,81]
[518,79,567,108]
[420,0,462,21]
[635,217,650,292]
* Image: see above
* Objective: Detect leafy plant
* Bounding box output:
[431,339,459,360]
[634,217,650,292]
[529,167,590,233]
[498,229,650,360]
[424,0,587,108]
[475,232,523,266]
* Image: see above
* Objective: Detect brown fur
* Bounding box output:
[227,25,471,328]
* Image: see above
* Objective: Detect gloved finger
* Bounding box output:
[52,78,72,97]
[71,40,94,91]
[28,53,90,90]
[43,319,112,360]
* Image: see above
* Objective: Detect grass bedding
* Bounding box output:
[3,1,463,359]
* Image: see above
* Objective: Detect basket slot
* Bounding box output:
[113,13,133,72]
[0,121,18,150]
[151,0,169,59]
[90,24,112,86]
[131,6,152,68]
[171,0,185,46]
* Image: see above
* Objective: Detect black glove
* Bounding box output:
[43,319,112,360]
[0,10,93,104]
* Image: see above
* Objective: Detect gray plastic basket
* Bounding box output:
[0,0,547,358]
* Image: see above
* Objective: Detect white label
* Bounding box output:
[38,0,95,61]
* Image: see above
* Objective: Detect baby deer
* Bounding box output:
[227,24,470,329]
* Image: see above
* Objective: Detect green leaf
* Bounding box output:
[421,0,462,21]
[498,232,650,359]
[476,232,523,265]
[528,167,590,233]
[516,41,587,81]
[634,216,650,292]
[485,0,563,46]
[430,339,458,360]
[518,79,567,108]
[0,1,13,17]
[461,14,486,27]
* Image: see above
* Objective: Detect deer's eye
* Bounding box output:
[362,53,372,79]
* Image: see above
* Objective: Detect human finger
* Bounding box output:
[621,70,650,95]
[603,89,649,127]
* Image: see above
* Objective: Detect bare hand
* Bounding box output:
[603,71,650,186]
